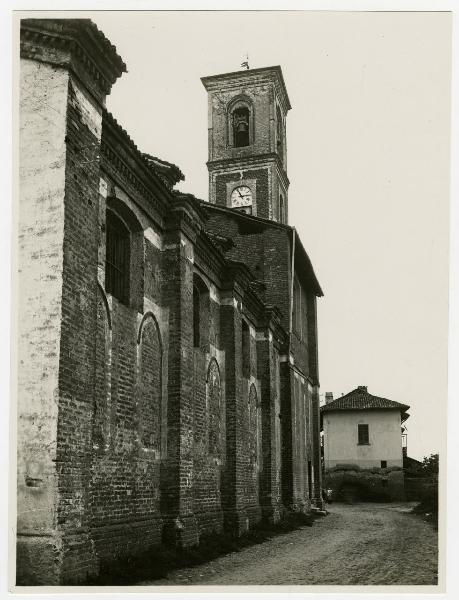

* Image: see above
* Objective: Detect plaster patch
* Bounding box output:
[144,227,163,250]
[70,80,102,140]
[99,178,108,198]
[209,284,219,302]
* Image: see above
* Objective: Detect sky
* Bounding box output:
[91,11,451,461]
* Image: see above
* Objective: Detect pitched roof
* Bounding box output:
[198,201,324,297]
[321,386,410,417]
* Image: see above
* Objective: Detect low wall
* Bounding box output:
[324,466,405,502]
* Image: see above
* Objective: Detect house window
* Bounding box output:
[105,211,130,304]
[358,424,369,445]
[233,106,250,147]
[381,460,387,469]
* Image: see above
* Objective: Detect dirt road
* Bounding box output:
[144,502,438,586]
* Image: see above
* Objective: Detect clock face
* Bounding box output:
[231,186,253,208]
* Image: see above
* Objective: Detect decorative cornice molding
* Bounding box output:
[207,153,289,186]
[100,141,169,226]
[20,19,126,104]
[100,111,174,226]
[165,196,204,243]
[201,66,291,112]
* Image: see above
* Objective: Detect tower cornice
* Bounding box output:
[201,65,291,113]
[207,153,290,188]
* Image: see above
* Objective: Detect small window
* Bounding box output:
[381,460,387,469]
[233,106,250,147]
[358,424,369,445]
[106,211,130,304]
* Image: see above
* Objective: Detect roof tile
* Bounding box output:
[321,386,409,413]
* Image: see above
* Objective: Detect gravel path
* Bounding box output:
[141,502,438,586]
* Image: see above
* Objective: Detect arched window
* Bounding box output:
[233,106,250,147]
[193,274,210,350]
[276,105,283,158]
[105,210,130,304]
[138,314,162,450]
[228,98,253,148]
[207,359,222,457]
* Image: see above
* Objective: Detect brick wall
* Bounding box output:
[56,76,104,583]
[203,211,291,326]
[17,22,322,584]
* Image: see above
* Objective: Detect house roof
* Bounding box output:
[321,386,410,421]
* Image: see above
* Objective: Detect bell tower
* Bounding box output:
[201,66,291,223]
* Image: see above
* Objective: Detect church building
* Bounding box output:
[17,18,324,584]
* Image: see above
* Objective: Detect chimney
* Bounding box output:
[325,392,334,404]
[357,386,367,392]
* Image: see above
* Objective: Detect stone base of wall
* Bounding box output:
[17,530,99,585]
[16,534,63,585]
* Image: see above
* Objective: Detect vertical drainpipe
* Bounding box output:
[288,226,296,349]
[287,226,296,509]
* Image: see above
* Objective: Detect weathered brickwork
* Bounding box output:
[17,19,324,585]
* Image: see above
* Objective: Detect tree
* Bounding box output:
[421,453,439,478]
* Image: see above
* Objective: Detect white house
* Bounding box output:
[321,386,410,470]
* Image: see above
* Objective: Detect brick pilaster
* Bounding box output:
[161,212,200,547]
[257,332,282,522]
[219,292,250,535]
